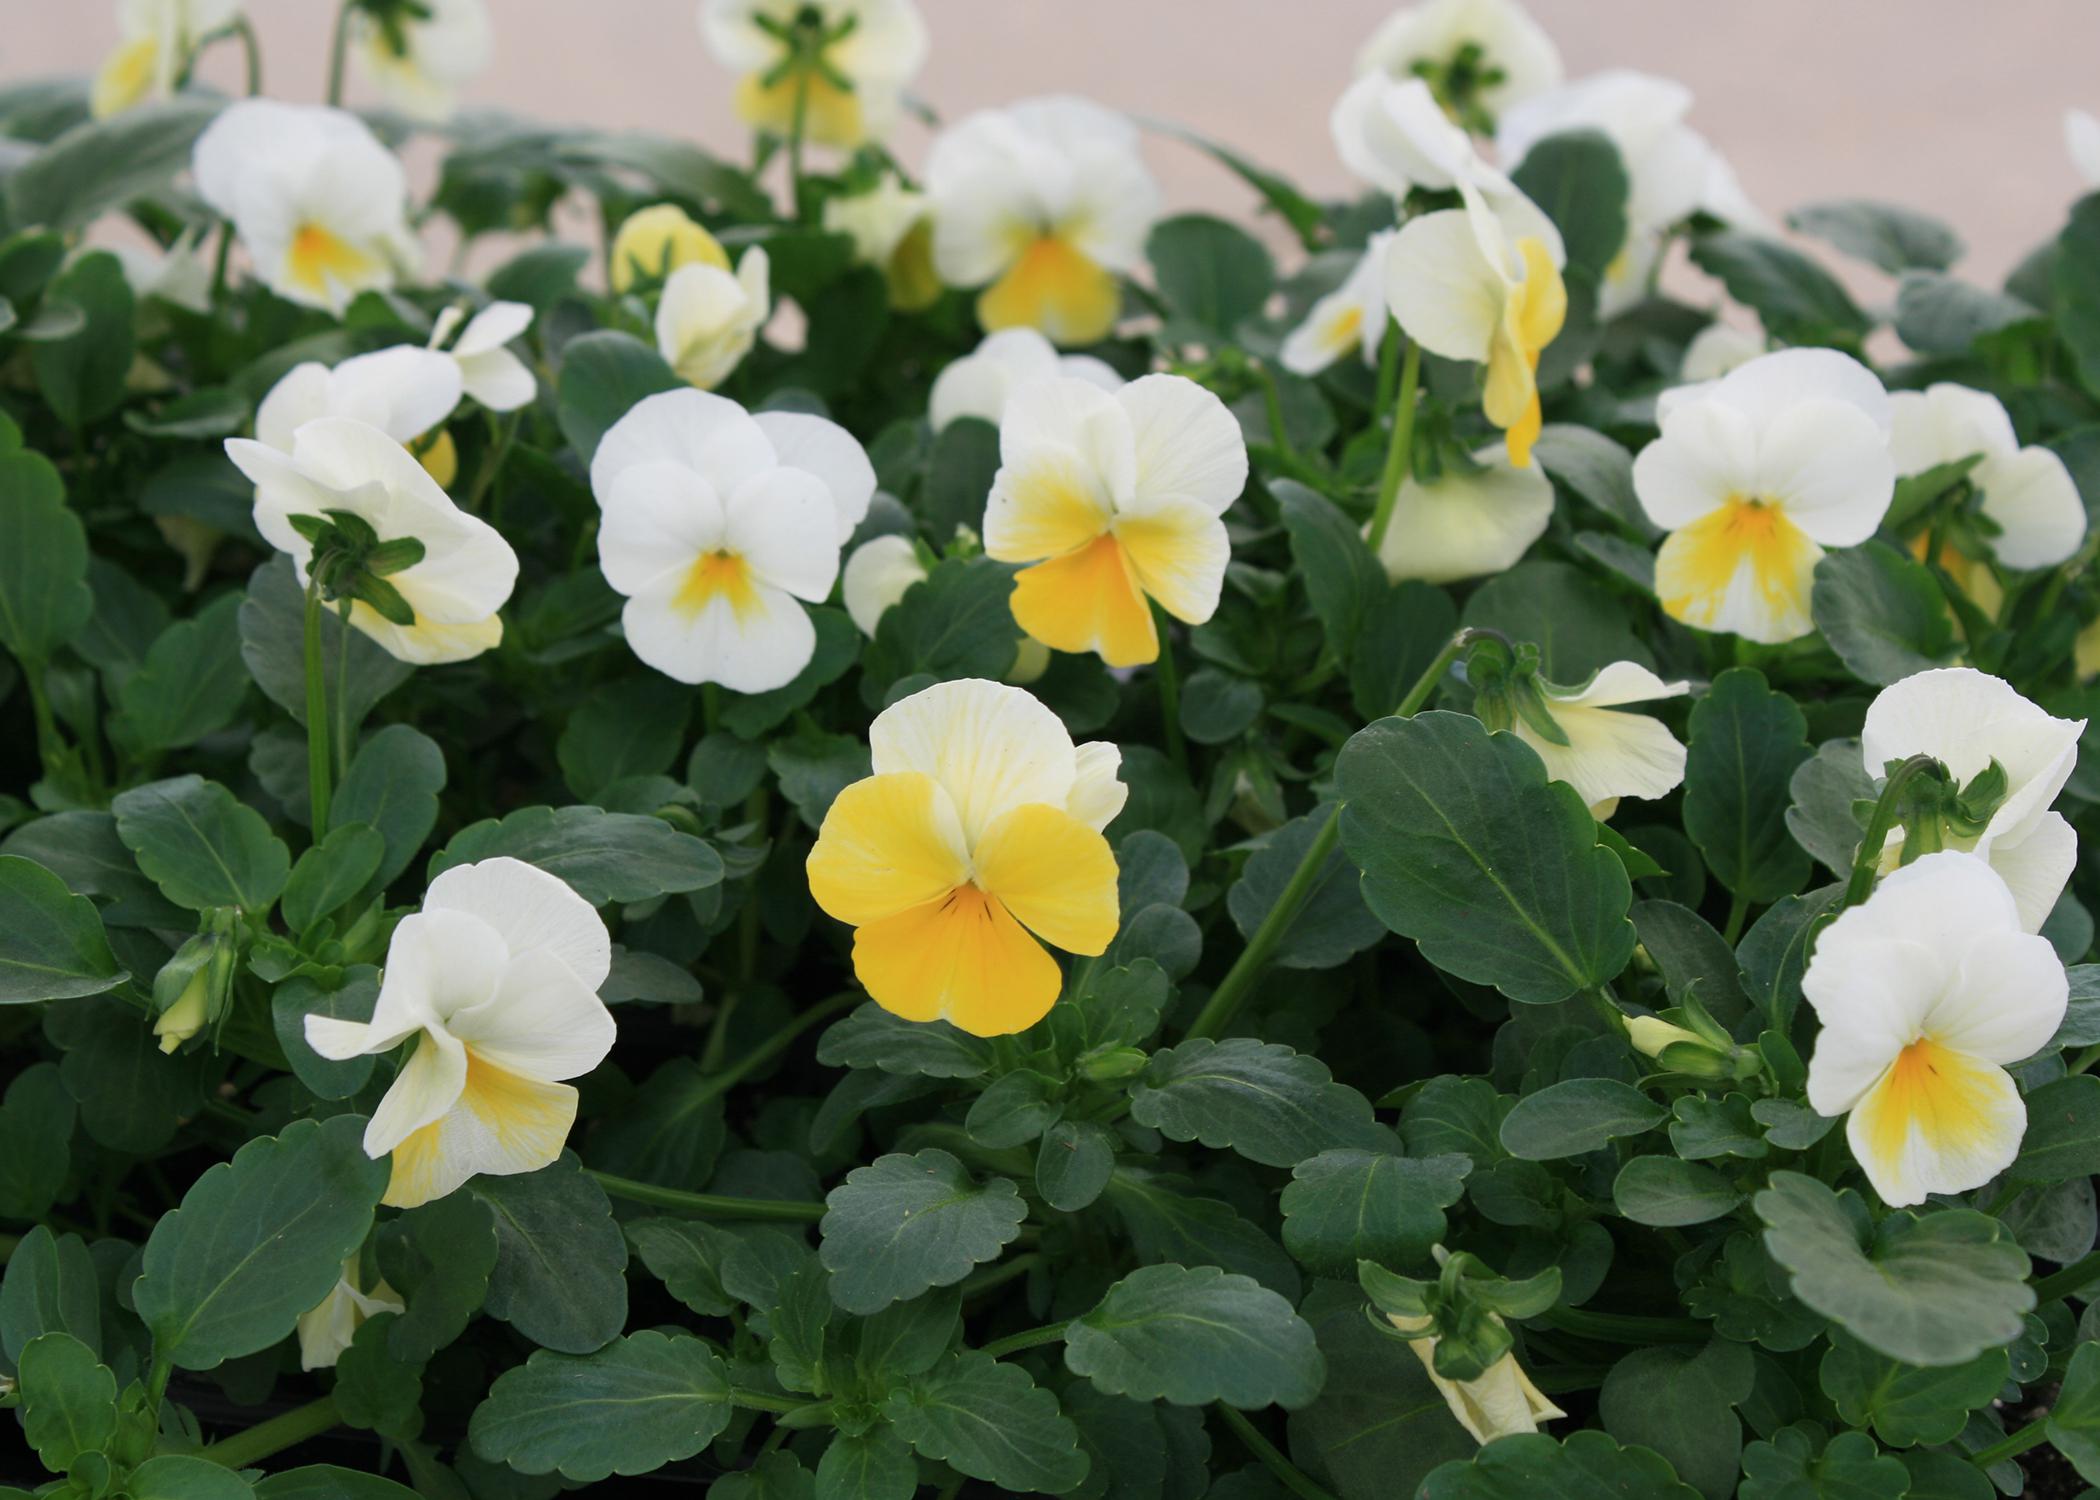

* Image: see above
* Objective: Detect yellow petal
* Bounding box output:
[735,68,865,150]
[807,772,971,928]
[285,223,381,304]
[610,204,730,293]
[978,236,1120,346]
[971,803,1120,957]
[1653,499,1823,644]
[384,1051,577,1209]
[985,449,1114,565]
[1513,237,1567,352]
[92,37,160,118]
[1848,1038,2023,1206]
[1114,502,1229,626]
[1010,534,1159,668]
[850,887,1064,1036]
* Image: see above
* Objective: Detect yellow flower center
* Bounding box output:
[675,549,761,620]
[287,223,378,300]
[1858,1036,1997,1168]
[1657,496,1820,634]
[978,233,1120,347]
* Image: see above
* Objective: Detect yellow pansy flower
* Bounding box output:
[700,0,928,150]
[610,204,732,294]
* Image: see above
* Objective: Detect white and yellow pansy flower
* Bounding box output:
[1383,1311,1564,1444]
[1861,668,2086,933]
[823,172,941,311]
[1633,348,1895,644]
[351,0,493,122]
[192,100,418,316]
[700,0,928,150]
[429,301,537,413]
[656,247,771,390]
[1353,0,1561,125]
[610,203,731,293]
[305,857,615,1209]
[296,1259,404,1370]
[589,388,871,691]
[842,534,926,637]
[1282,231,1397,377]
[93,0,242,118]
[1386,180,1567,467]
[254,346,463,463]
[1370,443,1552,582]
[2068,109,2100,186]
[226,416,517,665]
[1803,850,2067,1208]
[806,678,1124,1036]
[926,96,1159,346]
[1332,73,1485,198]
[929,327,1123,432]
[1506,661,1689,819]
[1680,321,1765,383]
[984,374,1249,669]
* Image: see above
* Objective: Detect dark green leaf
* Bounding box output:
[1683,668,1813,904]
[882,1350,1088,1494]
[1279,1149,1468,1276]
[1131,1037,1385,1168]
[819,1149,1027,1315]
[430,804,723,905]
[1688,232,1872,344]
[112,775,291,913]
[0,854,125,1002]
[1510,129,1629,279]
[0,416,90,662]
[1789,201,1963,275]
[1064,1263,1323,1409]
[1612,1156,1745,1226]
[1148,213,1275,337]
[1501,1078,1666,1160]
[556,330,682,462]
[468,1330,735,1481]
[1810,542,1958,687]
[469,1154,629,1353]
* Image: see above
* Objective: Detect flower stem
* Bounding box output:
[1216,1404,1339,1500]
[979,1322,1069,1360]
[302,577,333,833]
[1967,1417,2051,1470]
[786,68,811,222]
[324,0,354,106]
[1151,601,1189,779]
[1255,363,1294,458]
[1841,752,1945,908]
[231,16,263,95]
[586,1170,826,1222]
[200,1394,341,1469]
[2035,1248,2100,1303]
[332,600,353,783]
[1365,336,1421,557]
[700,991,854,1103]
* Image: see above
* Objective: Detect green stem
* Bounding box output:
[1394,629,1471,718]
[1255,364,1294,458]
[302,577,332,833]
[2035,1248,2100,1304]
[2071,1044,2100,1077]
[1968,1417,2051,1470]
[1216,1404,1340,1500]
[1543,1307,1710,1344]
[586,1171,826,1222]
[1151,601,1188,778]
[786,66,811,221]
[1842,753,1945,908]
[324,0,355,106]
[230,15,263,94]
[465,411,521,513]
[1721,891,1750,946]
[332,600,353,785]
[201,1394,339,1468]
[979,1322,1069,1360]
[959,1252,1043,1302]
[1365,336,1421,557]
[729,1387,823,1416]
[701,991,853,1102]
[23,660,64,776]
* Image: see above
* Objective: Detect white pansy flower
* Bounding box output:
[254,347,463,459]
[306,858,615,1209]
[1353,0,1561,124]
[93,0,242,118]
[657,249,771,391]
[430,301,537,413]
[823,173,941,311]
[296,1259,404,1370]
[1803,851,2067,1207]
[1633,348,1895,644]
[1861,668,2086,933]
[926,96,1159,346]
[192,100,418,315]
[929,327,1123,432]
[842,534,927,637]
[1282,232,1396,377]
[111,230,215,316]
[352,0,492,122]
[1371,445,1551,583]
[1383,1312,1564,1444]
[590,389,872,691]
[1507,662,1689,819]
[225,417,517,665]
[1889,383,2086,571]
[701,0,928,150]
[1680,321,1765,384]
[2068,109,2100,186]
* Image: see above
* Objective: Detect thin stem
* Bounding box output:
[959,1252,1043,1302]
[729,1387,824,1416]
[23,660,64,776]
[1394,629,1471,719]
[1186,806,1339,1042]
[1968,1417,2050,1470]
[979,1322,1068,1360]
[586,1170,826,1222]
[1842,753,1945,908]
[2035,1248,2100,1304]
[700,991,853,1104]
[1151,601,1188,778]
[230,15,262,95]
[325,0,355,106]
[1543,1307,1710,1344]
[2071,1043,2100,1077]
[1215,1404,1340,1500]
[208,222,234,305]
[332,600,353,785]
[1365,336,1421,556]
[302,577,332,832]
[465,410,520,513]
[1721,891,1750,946]
[1255,364,1293,458]
[201,1394,339,1468]
[786,66,811,221]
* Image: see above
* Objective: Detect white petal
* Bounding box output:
[1989,812,2080,935]
[724,467,844,602]
[1888,384,2017,477]
[423,855,612,990]
[1632,399,1759,530]
[753,410,875,542]
[454,300,533,357]
[1933,927,2070,1064]
[1068,741,1128,831]
[589,388,776,506]
[363,1028,467,1157]
[598,461,727,596]
[458,348,537,413]
[842,534,927,636]
[1000,376,1138,504]
[1705,347,1891,436]
[1513,701,1686,810]
[1679,322,1765,384]
[868,677,1077,848]
[1331,72,1476,197]
[326,346,465,443]
[445,955,617,1081]
[1385,208,1507,363]
[1116,375,1249,517]
[1845,1047,2025,1208]
[1750,397,1895,548]
[1802,929,1944,1116]
[255,363,334,453]
[1375,450,1555,584]
[1975,446,2088,569]
[621,579,815,692]
[929,328,1061,430]
[383,1061,577,1208]
[1556,661,1690,710]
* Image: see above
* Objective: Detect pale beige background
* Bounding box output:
[7,0,2097,291]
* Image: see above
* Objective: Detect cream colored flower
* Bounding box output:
[429,302,536,413]
[1354,0,1562,124]
[1370,444,1552,583]
[610,204,731,293]
[254,347,463,460]
[1680,321,1765,383]
[824,173,941,310]
[1384,1312,1564,1444]
[1505,662,1689,819]
[930,327,1122,432]
[296,1259,404,1370]
[1282,232,1396,377]
[1627,1016,1704,1058]
[112,230,215,315]
[1889,383,2086,571]
[701,0,928,150]
[842,534,926,637]
[92,0,241,118]
[152,966,210,1054]
[656,248,771,390]
[352,0,492,122]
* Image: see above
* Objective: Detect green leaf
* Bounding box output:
[1810,542,1958,687]
[1687,231,1872,344]
[1683,668,1813,904]
[239,557,410,732]
[1786,738,1873,877]
[1278,481,1382,656]
[1147,213,1275,337]
[819,1149,1026,1315]
[1226,810,1384,971]
[0,1225,99,1373]
[1036,1120,1119,1214]
[815,1431,915,1500]
[1131,1037,1384,1168]
[921,416,1002,543]
[557,676,694,800]
[1179,668,1262,744]
[112,775,292,913]
[485,242,589,309]
[29,252,134,428]
[1737,883,1845,1033]
[1534,425,1653,536]
[468,1153,629,1354]
[280,824,385,934]
[1612,1156,1745,1226]
[430,803,723,905]
[132,1115,390,1370]
[2054,193,2100,401]
[0,1066,75,1221]
[1501,1078,1667,1160]
[2047,1340,2100,1484]
[625,1218,737,1317]
[1462,560,1652,679]
[1817,1330,2005,1447]
[376,1191,498,1364]
[1598,1340,1754,1500]
[1632,901,1751,1024]
[864,557,1021,694]
[1510,129,1629,279]
[1064,1263,1324,1409]
[850,1286,960,1384]
[0,418,90,662]
[1287,1292,1475,1497]
[330,725,446,900]
[333,1313,422,1441]
[16,1332,116,1472]
[109,592,248,752]
[1739,1426,1909,1500]
[770,727,873,830]
[468,1330,735,1481]
[816,1003,994,1079]
[7,95,220,230]
[45,994,199,1153]
[126,1455,256,1499]
[556,330,683,462]
[721,607,860,739]
[1105,1169,1301,1300]
[1280,1149,1468,1276]
[1755,1172,2033,1365]
[591,1057,728,1189]
[1338,711,1636,1003]
[719,1451,821,1500]
[0,854,125,1002]
[2008,1074,2100,1184]
[1421,1429,1702,1500]
[1350,579,1459,722]
[1893,272,2036,355]
[251,1465,422,1500]
[1788,200,1963,275]
[882,1350,1088,1495]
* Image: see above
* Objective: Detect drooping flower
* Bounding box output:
[983,374,1248,668]
[806,679,1124,1035]
[225,416,518,664]
[429,301,537,413]
[1632,348,1895,644]
[254,347,464,463]
[926,96,1160,346]
[929,327,1123,432]
[1386,180,1567,466]
[305,857,616,1209]
[351,0,493,122]
[2068,109,2100,185]
[1680,321,1765,383]
[589,388,871,691]
[842,533,926,637]
[296,1259,404,1370]
[1500,662,1689,819]
[1369,444,1553,583]
[699,0,928,150]
[656,248,771,390]
[823,173,941,310]
[610,203,731,293]
[1282,231,1397,377]
[112,229,215,316]
[1353,0,1561,129]
[93,0,242,118]
[1860,668,2086,933]
[1382,1311,1565,1443]
[1889,384,2087,586]
[1803,851,2067,1207]
[192,100,418,315]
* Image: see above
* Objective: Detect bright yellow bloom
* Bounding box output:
[807,680,1126,1036]
[610,204,731,294]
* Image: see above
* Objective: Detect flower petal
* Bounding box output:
[849,888,1064,1036]
[867,678,1077,846]
[364,1027,467,1158]
[984,441,1115,564]
[1847,1041,2024,1207]
[598,461,728,596]
[1748,398,1894,548]
[1931,927,2070,1065]
[1385,208,1506,363]
[423,855,612,991]
[807,771,972,928]
[971,803,1119,957]
[589,388,775,508]
[1376,448,1555,584]
[753,410,875,543]
[620,576,815,692]
[1633,398,1760,531]
[1653,500,1823,643]
[1113,501,1230,626]
[1010,535,1160,667]
[724,467,845,603]
[1988,812,2080,935]
[1068,741,1128,831]
[1117,374,1249,516]
[446,955,618,1082]
[1975,446,2088,569]
[383,1054,577,1208]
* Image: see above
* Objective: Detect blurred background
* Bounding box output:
[6,0,2095,292]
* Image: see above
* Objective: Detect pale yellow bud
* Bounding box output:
[1626,1015,1705,1059]
[153,969,211,1054]
[610,204,730,294]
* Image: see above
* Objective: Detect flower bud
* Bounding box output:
[610,204,729,293]
[1079,1046,1149,1083]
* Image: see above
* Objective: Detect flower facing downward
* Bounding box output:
[94,0,242,117]
[842,534,927,637]
[1386,181,1567,466]
[1370,444,1553,583]
[305,857,616,1209]
[1861,668,2086,932]
[1498,661,1689,819]
[590,388,872,691]
[701,0,929,150]
[824,174,941,311]
[984,374,1249,668]
[351,0,493,122]
[297,1259,404,1371]
[1282,231,1397,377]
[1803,851,2067,1207]
[656,248,771,390]
[1889,384,2087,589]
[1633,348,1895,644]
[191,100,418,316]
[929,327,1123,432]
[254,346,463,465]
[1383,1312,1565,1444]
[927,96,1160,346]
[807,679,1125,1036]
[610,204,731,293]
[429,301,537,414]
[1353,0,1562,129]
